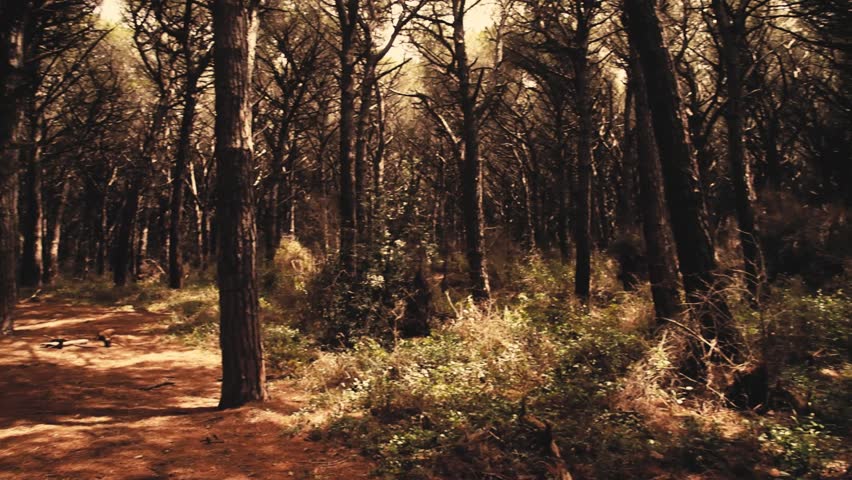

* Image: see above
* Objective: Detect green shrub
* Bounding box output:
[261,235,317,311]
[296,293,650,478]
[758,413,843,478]
[264,323,316,376]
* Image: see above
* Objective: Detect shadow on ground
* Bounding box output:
[0,302,370,479]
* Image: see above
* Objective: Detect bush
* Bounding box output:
[261,235,317,311]
[264,323,316,376]
[296,294,648,478]
[760,192,850,289]
[306,238,432,345]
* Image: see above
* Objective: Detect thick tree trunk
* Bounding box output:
[0,4,26,333]
[712,0,764,301]
[212,0,267,408]
[168,90,199,289]
[573,56,593,301]
[337,1,358,276]
[624,0,742,360]
[455,11,490,302]
[629,52,683,323]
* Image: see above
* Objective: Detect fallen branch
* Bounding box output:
[139,381,175,391]
[41,338,89,349]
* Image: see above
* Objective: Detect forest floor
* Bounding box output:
[0,301,372,480]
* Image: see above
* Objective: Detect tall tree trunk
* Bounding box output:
[42,173,70,284]
[19,114,42,287]
[169,89,199,289]
[337,0,358,276]
[712,0,764,301]
[212,0,267,408]
[573,55,593,301]
[354,64,375,253]
[629,52,683,323]
[113,182,139,286]
[0,4,26,333]
[624,0,742,361]
[455,9,490,302]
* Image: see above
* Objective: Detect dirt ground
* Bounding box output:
[0,302,371,480]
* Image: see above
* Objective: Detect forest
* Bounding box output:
[0,0,849,478]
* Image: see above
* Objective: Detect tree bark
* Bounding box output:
[337,0,358,277]
[0,3,26,334]
[212,0,267,408]
[572,53,593,302]
[629,51,683,323]
[454,6,490,302]
[624,0,742,360]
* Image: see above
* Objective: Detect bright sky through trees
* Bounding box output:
[97,0,123,24]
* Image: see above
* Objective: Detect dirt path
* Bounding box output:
[0,302,371,480]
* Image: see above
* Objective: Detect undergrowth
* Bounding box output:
[44,242,850,479]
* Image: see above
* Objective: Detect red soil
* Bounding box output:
[0,302,371,479]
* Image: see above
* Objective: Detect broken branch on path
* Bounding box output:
[139,381,176,391]
[41,338,89,348]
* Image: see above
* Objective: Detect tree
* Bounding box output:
[626,48,682,323]
[333,0,360,277]
[511,0,603,301]
[165,0,213,289]
[17,1,102,288]
[623,0,742,361]
[254,3,333,261]
[0,2,27,334]
[409,0,503,302]
[212,0,267,408]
